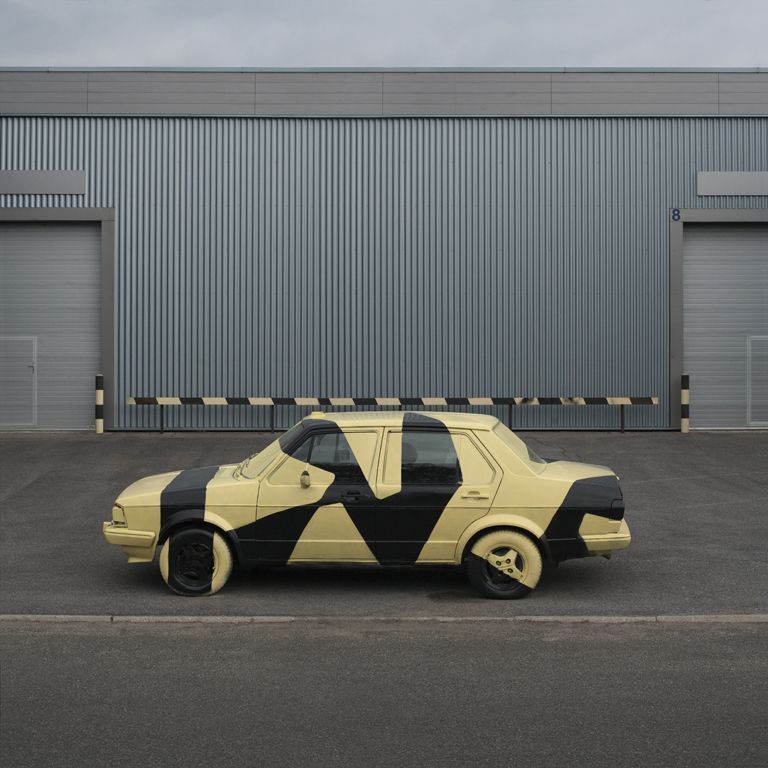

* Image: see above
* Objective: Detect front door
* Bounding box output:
[0,336,36,426]
[375,419,500,564]
[254,428,381,563]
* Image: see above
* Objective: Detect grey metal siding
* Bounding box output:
[1,116,768,430]
[551,72,719,115]
[0,71,88,115]
[2,70,768,117]
[683,224,768,428]
[719,74,768,115]
[87,72,256,116]
[254,73,383,117]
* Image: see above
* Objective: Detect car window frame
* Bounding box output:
[378,427,501,488]
[265,425,382,488]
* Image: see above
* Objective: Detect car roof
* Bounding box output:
[303,410,501,430]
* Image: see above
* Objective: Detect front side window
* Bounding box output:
[306,432,366,483]
[269,429,379,486]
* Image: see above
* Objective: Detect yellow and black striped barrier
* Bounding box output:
[681,374,690,433]
[95,374,104,434]
[128,395,659,433]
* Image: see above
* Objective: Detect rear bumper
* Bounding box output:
[103,522,157,563]
[582,519,631,555]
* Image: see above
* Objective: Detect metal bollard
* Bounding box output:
[95,374,104,434]
[681,374,690,433]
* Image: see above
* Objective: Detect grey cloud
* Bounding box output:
[0,0,766,67]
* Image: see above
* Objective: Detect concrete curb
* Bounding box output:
[1,613,767,625]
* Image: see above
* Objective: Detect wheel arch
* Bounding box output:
[158,511,242,567]
[458,521,551,565]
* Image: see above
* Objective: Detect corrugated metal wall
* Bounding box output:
[1,116,767,429]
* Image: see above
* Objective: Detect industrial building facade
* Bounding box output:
[1,68,767,431]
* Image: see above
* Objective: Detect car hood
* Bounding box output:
[116,464,238,506]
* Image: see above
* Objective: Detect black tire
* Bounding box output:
[466,529,543,599]
[159,526,233,596]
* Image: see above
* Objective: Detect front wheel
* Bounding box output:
[159,526,233,596]
[466,529,543,599]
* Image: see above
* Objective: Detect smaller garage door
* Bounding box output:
[683,224,768,428]
[0,223,101,429]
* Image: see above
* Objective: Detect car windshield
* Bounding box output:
[492,422,547,474]
[238,421,306,479]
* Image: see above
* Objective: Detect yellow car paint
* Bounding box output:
[104,411,631,597]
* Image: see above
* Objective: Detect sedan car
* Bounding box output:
[103,410,630,598]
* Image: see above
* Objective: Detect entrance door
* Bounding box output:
[683,224,768,428]
[0,336,36,426]
[748,336,768,427]
[0,223,100,429]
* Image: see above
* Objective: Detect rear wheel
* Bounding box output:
[466,529,543,599]
[159,526,233,596]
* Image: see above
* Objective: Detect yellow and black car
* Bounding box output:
[103,411,630,598]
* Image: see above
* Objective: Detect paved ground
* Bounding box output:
[1,618,766,768]
[2,430,766,767]
[1,430,767,616]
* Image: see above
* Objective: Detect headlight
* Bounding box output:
[111,504,126,525]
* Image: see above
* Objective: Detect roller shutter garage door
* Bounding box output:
[0,223,101,429]
[683,224,768,428]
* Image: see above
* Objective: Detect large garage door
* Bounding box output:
[0,223,101,429]
[683,224,768,428]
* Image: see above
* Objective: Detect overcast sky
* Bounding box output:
[0,0,766,68]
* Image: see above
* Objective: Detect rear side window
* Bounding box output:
[383,430,462,485]
[404,431,461,485]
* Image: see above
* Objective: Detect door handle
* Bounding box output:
[461,490,490,500]
[340,490,371,502]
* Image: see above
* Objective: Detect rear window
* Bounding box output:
[492,422,546,474]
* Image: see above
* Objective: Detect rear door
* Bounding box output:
[375,427,501,563]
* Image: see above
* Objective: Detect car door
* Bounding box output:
[375,427,501,563]
[254,427,381,564]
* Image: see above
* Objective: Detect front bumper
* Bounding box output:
[581,518,631,555]
[103,522,157,563]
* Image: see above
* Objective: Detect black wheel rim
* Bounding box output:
[483,546,525,589]
[172,541,214,590]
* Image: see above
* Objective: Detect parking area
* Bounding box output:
[1,428,767,618]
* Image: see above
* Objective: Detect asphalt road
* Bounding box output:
[1,430,767,617]
[1,618,766,768]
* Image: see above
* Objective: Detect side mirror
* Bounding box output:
[300,470,311,489]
